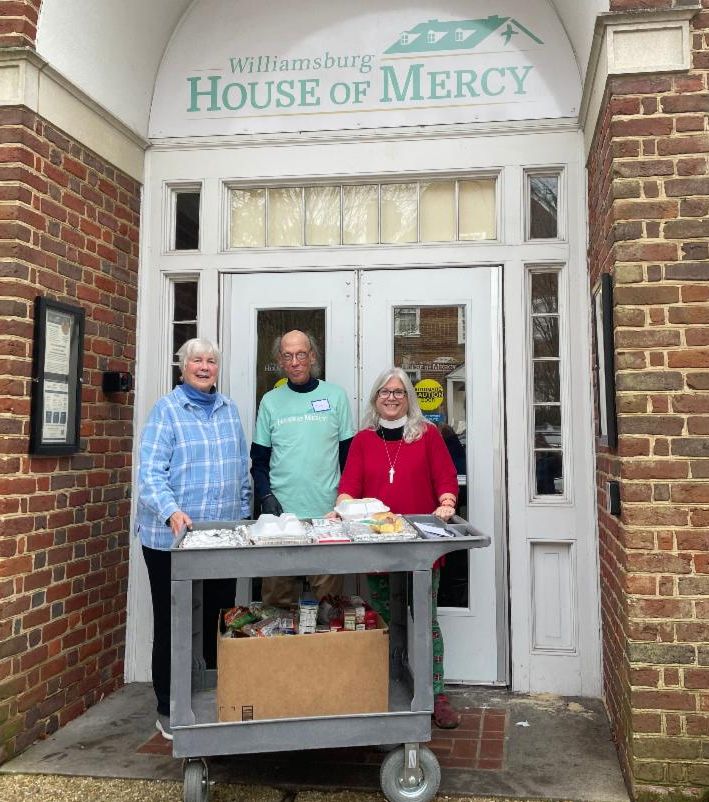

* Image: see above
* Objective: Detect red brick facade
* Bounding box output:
[588,5,709,799]
[0,0,39,48]
[0,104,140,760]
[0,2,707,798]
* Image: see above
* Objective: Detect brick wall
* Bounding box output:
[0,0,40,48]
[0,106,140,761]
[588,5,709,799]
[589,83,636,788]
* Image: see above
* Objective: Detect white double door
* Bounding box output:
[221,266,506,684]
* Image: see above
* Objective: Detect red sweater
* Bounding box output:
[338,425,458,514]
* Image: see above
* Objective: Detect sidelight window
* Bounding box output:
[528,269,564,497]
[169,278,198,387]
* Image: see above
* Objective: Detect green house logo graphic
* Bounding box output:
[385,15,543,54]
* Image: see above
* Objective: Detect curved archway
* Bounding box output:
[150,0,582,137]
[34,0,599,139]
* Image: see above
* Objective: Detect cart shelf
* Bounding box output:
[169,516,490,802]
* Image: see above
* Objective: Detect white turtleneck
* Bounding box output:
[378,415,407,429]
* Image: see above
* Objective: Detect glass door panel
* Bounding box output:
[393,303,468,608]
[255,309,326,411]
[361,267,504,683]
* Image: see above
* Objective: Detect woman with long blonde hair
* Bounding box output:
[336,367,461,728]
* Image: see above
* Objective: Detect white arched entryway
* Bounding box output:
[109,0,601,696]
[35,0,608,139]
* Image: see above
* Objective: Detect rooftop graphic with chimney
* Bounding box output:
[385,15,543,54]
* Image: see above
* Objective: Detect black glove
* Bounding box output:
[260,494,283,516]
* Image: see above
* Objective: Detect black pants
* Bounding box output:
[142,545,236,715]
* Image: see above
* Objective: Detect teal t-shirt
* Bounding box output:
[253,380,355,518]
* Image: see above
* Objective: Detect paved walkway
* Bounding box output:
[1,683,630,802]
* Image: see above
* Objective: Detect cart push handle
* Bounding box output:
[447,514,490,542]
[407,513,491,546]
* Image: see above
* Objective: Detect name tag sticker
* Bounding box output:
[311,399,331,412]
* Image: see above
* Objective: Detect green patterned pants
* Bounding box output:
[367,568,444,696]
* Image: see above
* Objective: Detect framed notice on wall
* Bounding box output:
[29,297,85,455]
[592,273,617,449]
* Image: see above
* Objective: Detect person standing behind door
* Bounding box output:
[251,330,354,606]
[137,338,251,740]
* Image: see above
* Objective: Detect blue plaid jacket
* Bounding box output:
[136,385,251,550]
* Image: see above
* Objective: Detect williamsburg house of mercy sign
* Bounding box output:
[150,0,579,138]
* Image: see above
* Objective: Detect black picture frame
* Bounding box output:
[29,297,85,456]
[592,273,617,449]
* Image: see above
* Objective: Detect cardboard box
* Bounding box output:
[217,614,389,721]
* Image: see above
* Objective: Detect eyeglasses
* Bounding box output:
[377,388,406,399]
[280,351,310,363]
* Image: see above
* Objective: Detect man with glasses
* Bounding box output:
[251,329,354,605]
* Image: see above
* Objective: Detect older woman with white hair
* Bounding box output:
[336,367,461,728]
[137,338,250,740]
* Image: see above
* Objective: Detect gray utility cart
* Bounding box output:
[170,515,490,802]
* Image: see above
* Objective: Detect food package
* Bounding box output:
[334,497,389,521]
[298,597,318,634]
[369,511,405,534]
[223,606,258,632]
[249,514,310,545]
[241,617,281,638]
[311,518,351,543]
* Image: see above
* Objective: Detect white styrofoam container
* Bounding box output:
[334,498,389,521]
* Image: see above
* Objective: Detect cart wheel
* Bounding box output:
[183,758,209,802]
[380,746,440,802]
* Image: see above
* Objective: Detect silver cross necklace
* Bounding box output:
[382,435,403,484]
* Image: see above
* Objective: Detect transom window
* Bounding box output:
[169,186,201,251]
[526,171,561,240]
[229,178,497,248]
